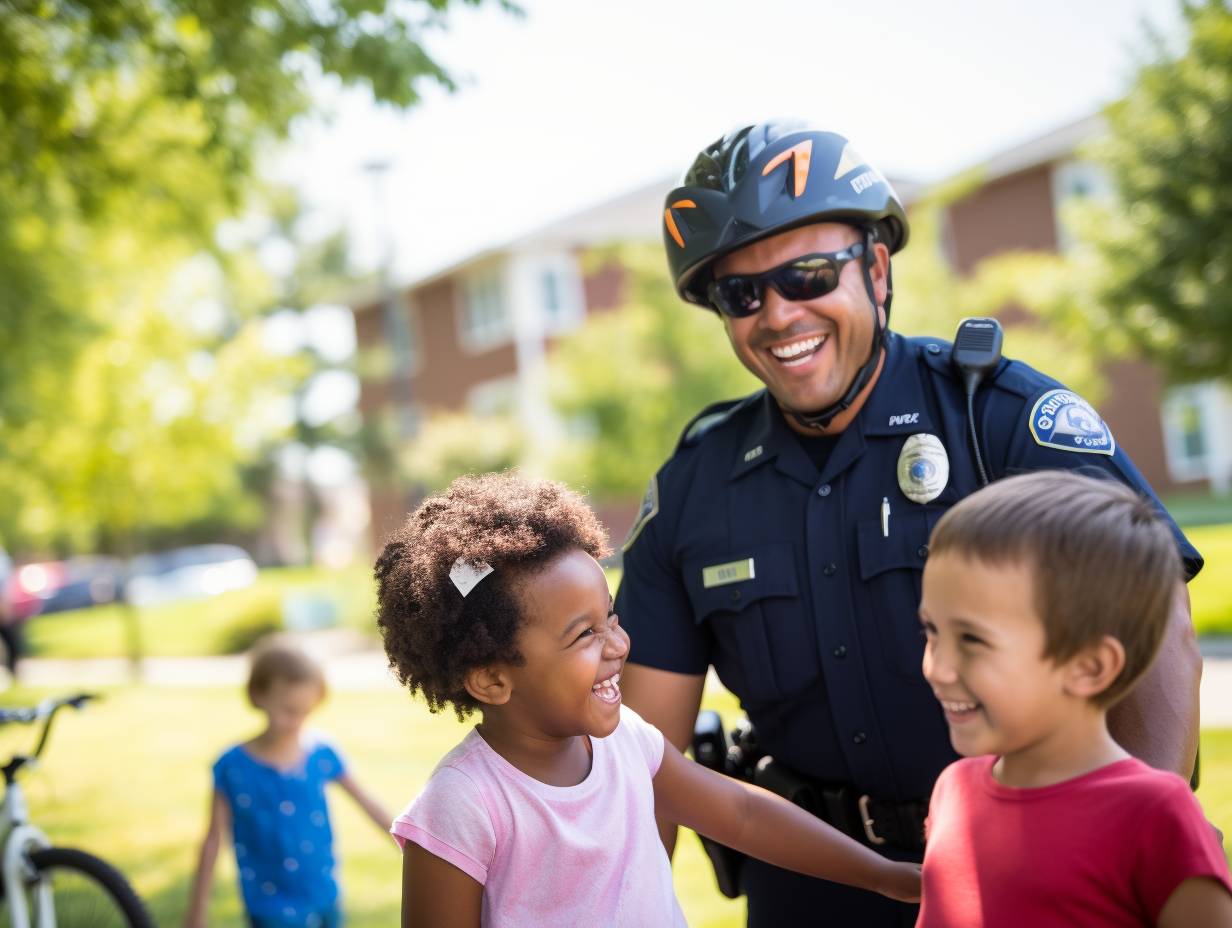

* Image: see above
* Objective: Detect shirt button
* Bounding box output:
[730,589,742,602]
[926,343,942,355]
[832,644,847,659]
[853,731,868,745]
[917,544,930,559]
[822,563,837,577]
[817,484,832,497]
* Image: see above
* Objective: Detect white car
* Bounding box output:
[124,544,258,608]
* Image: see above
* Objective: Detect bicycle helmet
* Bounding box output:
[663,120,911,429]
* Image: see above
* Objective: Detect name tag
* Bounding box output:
[702,559,756,588]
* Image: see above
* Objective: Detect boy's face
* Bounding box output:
[919,552,1079,763]
[503,549,630,740]
[253,679,324,739]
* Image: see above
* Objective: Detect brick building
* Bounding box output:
[352,116,1232,546]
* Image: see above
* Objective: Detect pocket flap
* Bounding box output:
[683,543,798,622]
[857,508,934,580]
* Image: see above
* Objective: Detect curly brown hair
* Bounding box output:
[375,472,610,719]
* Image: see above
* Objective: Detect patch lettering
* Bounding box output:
[888,412,920,427]
[1028,389,1115,456]
[743,445,764,462]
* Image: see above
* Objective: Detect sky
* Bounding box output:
[272,0,1185,287]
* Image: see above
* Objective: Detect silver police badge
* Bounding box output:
[897,434,949,504]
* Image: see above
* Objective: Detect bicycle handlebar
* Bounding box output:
[0,693,97,766]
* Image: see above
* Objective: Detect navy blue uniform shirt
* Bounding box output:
[616,331,1202,803]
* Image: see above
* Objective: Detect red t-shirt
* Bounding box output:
[918,756,1231,927]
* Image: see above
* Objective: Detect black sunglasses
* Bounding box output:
[707,243,866,318]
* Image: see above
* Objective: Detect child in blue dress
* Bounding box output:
[185,636,392,928]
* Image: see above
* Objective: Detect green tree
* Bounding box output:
[0,0,516,551]
[548,245,758,500]
[1087,0,1232,382]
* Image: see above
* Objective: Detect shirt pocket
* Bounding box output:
[683,543,805,709]
[856,507,940,679]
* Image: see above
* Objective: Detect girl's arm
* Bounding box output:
[402,842,482,928]
[652,738,920,902]
[183,789,231,928]
[336,771,394,833]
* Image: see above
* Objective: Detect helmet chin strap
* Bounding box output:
[788,227,889,432]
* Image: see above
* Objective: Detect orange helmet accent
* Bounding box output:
[664,199,697,248]
[761,139,813,198]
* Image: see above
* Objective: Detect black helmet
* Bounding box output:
[664,120,909,306]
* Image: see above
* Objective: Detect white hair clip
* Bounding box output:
[449,558,493,597]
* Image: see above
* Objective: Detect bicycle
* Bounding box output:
[0,693,153,927]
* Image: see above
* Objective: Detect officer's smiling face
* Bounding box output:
[713,222,889,432]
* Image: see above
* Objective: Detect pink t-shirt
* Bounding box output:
[392,705,686,927]
[918,755,1232,927]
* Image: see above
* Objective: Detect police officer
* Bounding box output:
[616,120,1204,927]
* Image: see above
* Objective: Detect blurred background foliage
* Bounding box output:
[0,0,514,555]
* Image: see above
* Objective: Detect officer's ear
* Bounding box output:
[464,665,513,707]
[870,240,891,313]
[1061,634,1126,702]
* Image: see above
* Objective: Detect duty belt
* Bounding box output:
[753,756,928,852]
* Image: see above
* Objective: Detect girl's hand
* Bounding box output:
[877,861,922,903]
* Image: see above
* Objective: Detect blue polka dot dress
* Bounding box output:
[213,738,345,925]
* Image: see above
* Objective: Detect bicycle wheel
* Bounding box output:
[0,846,153,928]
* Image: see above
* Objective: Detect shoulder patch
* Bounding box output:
[1028,389,1115,456]
[676,391,763,451]
[622,475,659,552]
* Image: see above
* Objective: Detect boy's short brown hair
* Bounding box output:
[247,635,326,705]
[928,470,1181,706]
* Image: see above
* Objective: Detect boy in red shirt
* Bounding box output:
[917,470,1231,928]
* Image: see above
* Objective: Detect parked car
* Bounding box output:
[123,544,258,608]
[6,556,124,619]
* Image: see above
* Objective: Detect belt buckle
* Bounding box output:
[857,794,887,846]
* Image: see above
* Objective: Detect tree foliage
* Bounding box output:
[1088,0,1232,382]
[547,245,758,500]
[0,0,513,553]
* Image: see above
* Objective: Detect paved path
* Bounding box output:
[8,633,1232,726]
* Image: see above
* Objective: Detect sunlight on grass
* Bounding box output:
[0,684,1226,927]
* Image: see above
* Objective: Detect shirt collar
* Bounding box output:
[729,333,936,485]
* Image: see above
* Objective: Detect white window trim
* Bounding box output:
[455,263,513,354]
[1161,384,1212,483]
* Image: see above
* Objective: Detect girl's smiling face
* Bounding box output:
[503,549,630,740]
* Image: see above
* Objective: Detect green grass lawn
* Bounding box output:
[1186,523,1232,637]
[0,683,1226,928]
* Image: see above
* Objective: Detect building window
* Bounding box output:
[459,268,510,351]
[1051,159,1113,252]
[1162,385,1210,482]
[539,259,584,334]
[382,297,419,374]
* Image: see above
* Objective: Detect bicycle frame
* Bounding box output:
[1,775,55,928]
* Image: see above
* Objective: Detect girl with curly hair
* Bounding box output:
[376,472,918,927]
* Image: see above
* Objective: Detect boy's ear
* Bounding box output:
[464,665,512,707]
[1063,634,1126,701]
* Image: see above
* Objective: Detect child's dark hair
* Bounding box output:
[247,635,326,705]
[375,472,609,719]
[929,470,1180,707]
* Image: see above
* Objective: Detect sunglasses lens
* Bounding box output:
[775,256,840,301]
[710,277,763,317]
